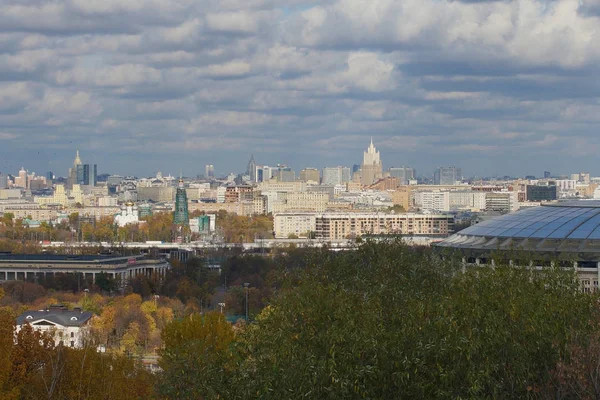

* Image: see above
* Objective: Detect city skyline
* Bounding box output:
[0,144,591,181]
[2,1,600,176]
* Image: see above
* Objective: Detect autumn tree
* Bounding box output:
[0,308,18,399]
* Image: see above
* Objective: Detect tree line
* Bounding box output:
[5,241,600,398]
[0,210,274,252]
[156,241,600,399]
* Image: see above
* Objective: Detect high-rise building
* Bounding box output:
[0,173,7,189]
[14,168,27,188]
[275,165,295,182]
[299,168,320,183]
[389,167,415,185]
[81,164,97,186]
[76,164,85,185]
[73,163,97,186]
[247,155,256,182]
[45,171,53,184]
[361,138,383,186]
[68,150,83,189]
[544,171,551,179]
[322,167,351,186]
[256,166,275,182]
[434,167,462,185]
[205,165,214,178]
[173,178,189,225]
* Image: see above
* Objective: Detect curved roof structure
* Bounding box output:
[436,201,600,261]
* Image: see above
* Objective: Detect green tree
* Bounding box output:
[158,312,235,399]
[228,241,597,399]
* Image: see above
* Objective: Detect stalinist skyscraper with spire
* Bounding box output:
[361,138,383,186]
[67,150,82,189]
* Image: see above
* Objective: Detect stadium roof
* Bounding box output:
[436,201,600,260]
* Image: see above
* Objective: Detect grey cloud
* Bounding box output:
[1,0,600,178]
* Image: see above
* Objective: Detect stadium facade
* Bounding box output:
[436,201,600,292]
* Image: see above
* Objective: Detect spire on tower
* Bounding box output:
[74,150,82,166]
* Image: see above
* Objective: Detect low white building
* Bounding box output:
[16,306,93,348]
[556,179,577,192]
[274,213,317,238]
[415,191,450,212]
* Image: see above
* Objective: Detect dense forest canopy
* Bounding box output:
[3,241,600,399]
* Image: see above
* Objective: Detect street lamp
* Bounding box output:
[244,282,250,322]
[218,302,225,314]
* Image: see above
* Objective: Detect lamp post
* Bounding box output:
[218,302,225,314]
[244,282,250,322]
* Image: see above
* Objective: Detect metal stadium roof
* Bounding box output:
[436,201,600,259]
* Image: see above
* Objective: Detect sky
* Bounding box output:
[2,0,600,179]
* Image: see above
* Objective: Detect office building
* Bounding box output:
[389,167,415,185]
[173,178,189,225]
[485,192,518,213]
[205,165,215,178]
[247,155,256,182]
[392,187,413,211]
[137,187,175,202]
[255,165,274,183]
[434,167,462,185]
[449,191,487,212]
[0,173,8,189]
[527,185,558,202]
[544,171,551,179]
[415,191,450,212]
[271,192,330,213]
[14,168,27,188]
[275,165,295,182]
[322,167,351,186]
[361,138,383,186]
[299,168,320,183]
[81,164,97,186]
[107,175,124,187]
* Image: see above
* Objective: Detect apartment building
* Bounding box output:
[314,213,454,240]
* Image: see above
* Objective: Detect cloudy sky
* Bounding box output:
[1,0,600,178]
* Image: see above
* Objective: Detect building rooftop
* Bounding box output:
[0,253,146,264]
[436,201,600,258]
[17,307,93,327]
